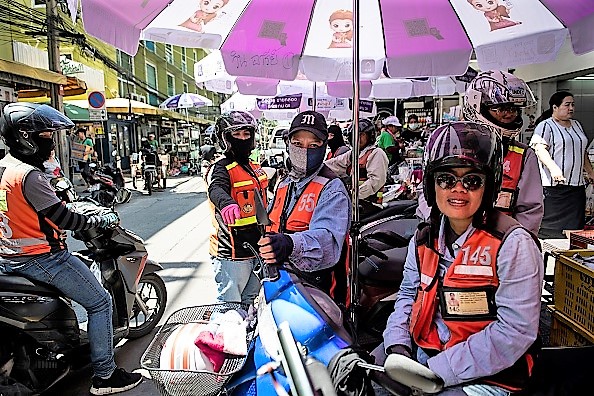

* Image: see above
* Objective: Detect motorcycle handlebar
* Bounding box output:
[242,242,280,281]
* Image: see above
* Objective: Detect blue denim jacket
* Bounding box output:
[270,166,351,272]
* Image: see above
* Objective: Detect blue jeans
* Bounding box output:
[211,256,260,305]
[0,250,116,378]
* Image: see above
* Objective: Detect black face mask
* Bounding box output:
[32,135,55,161]
[288,143,327,179]
[227,135,254,163]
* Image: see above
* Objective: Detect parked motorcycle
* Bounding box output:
[355,200,419,347]
[0,201,167,394]
[83,161,132,207]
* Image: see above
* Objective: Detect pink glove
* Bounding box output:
[221,204,241,225]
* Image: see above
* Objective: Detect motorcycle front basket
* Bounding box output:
[140,303,256,396]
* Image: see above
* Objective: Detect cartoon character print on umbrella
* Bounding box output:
[180,0,230,32]
[328,9,353,49]
[467,0,521,31]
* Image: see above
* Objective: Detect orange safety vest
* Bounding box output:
[411,213,539,391]
[358,148,384,204]
[209,160,268,259]
[267,166,349,305]
[0,161,64,257]
[495,142,526,216]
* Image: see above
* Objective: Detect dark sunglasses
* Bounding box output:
[435,172,486,191]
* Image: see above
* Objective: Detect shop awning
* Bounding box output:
[0,59,67,89]
[65,98,160,115]
[17,76,88,98]
[64,103,90,121]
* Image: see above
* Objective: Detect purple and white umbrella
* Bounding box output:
[195,50,463,99]
[159,92,213,109]
[81,0,594,80]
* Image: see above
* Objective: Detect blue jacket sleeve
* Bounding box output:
[288,178,351,272]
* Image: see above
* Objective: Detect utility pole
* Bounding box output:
[46,0,70,178]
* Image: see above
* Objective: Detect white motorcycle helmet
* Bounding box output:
[463,70,535,138]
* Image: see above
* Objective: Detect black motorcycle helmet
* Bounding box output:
[423,121,503,223]
[0,103,74,156]
[346,118,376,147]
[215,111,257,153]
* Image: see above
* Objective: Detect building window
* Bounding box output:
[165,44,173,64]
[146,63,159,106]
[32,0,45,7]
[193,50,198,62]
[181,47,187,73]
[148,93,159,107]
[167,73,175,96]
[117,50,134,74]
[144,41,156,52]
[183,82,189,94]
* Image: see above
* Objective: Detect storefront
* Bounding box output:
[0,59,69,159]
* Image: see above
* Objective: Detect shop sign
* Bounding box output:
[60,56,84,75]
[256,94,302,110]
[93,122,104,136]
[455,66,478,83]
[358,100,374,113]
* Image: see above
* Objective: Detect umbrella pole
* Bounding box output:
[313,82,317,111]
[349,0,361,328]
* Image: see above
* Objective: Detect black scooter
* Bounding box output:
[83,161,132,207]
[0,200,167,394]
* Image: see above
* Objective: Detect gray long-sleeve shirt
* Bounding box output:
[324,145,389,200]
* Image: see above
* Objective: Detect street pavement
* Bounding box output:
[50,174,219,395]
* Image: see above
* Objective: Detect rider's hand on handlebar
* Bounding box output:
[257,232,294,265]
[387,344,412,359]
[220,203,241,225]
[98,212,120,228]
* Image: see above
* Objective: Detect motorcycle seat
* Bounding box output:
[358,247,407,285]
[0,272,61,295]
[360,200,418,225]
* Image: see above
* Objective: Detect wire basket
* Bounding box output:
[141,303,256,396]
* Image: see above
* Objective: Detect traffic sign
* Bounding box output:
[89,108,107,121]
[88,91,106,110]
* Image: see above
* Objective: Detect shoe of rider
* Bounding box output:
[90,367,142,395]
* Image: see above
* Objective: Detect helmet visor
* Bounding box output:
[17,104,74,132]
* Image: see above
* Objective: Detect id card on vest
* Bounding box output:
[439,286,497,320]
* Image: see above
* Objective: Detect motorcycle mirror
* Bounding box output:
[384,354,444,393]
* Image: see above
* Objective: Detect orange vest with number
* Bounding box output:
[0,160,64,257]
[495,142,526,216]
[411,212,539,391]
[267,166,349,304]
[209,160,268,259]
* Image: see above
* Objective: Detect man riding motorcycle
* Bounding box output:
[0,103,142,395]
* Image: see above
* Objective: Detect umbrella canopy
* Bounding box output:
[159,92,213,109]
[195,50,463,99]
[82,0,594,79]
